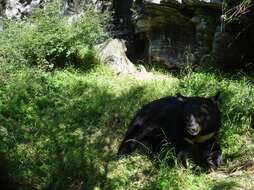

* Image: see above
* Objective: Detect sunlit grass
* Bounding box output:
[0,64,254,189]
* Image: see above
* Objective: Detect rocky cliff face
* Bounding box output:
[113,0,222,68]
[113,0,254,70]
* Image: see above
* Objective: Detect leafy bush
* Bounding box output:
[0,1,109,69]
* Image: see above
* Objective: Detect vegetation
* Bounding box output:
[224,0,253,23]
[0,0,254,190]
[1,63,254,189]
[0,1,108,70]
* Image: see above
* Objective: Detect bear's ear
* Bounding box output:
[211,91,220,104]
[176,93,185,102]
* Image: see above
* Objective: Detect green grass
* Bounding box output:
[1,64,254,190]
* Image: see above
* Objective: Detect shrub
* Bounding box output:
[0,0,109,69]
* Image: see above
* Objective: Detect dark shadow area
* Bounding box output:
[0,72,151,190]
[0,155,18,190]
[251,113,254,129]
[209,181,240,190]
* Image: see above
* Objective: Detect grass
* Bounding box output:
[0,64,254,190]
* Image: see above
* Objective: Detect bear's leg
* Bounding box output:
[118,139,139,155]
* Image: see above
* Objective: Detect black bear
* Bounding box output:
[118,92,222,169]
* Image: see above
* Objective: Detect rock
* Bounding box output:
[5,0,43,19]
[182,0,222,5]
[1,0,111,19]
[95,38,171,80]
[62,0,112,26]
[133,1,198,68]
[135,3,193,33]
[212,32,241,70]
[95,39,137,75]
[0,0,6,17]
[62,0,111,16]
[112,0,223,69]
[145,0,162,4]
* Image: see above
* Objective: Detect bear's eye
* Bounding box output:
[193,115,204,123]
[201,106,209,114]
[206,115,211,121]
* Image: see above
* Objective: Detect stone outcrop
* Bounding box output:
[112,0,254,70]
[95,38,174,80]
[95,38,138,75]
[113,0,222,69]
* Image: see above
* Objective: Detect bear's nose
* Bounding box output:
[187,127,200,135]
[186,115,201,135]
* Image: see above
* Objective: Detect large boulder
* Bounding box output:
[95,39,138,75]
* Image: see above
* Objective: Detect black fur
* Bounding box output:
[118,93,222,169]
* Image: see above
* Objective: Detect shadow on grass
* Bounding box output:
[209,181,240,190]
[0,155,19,190]
[0,72,151,190]
[40,82,150,189]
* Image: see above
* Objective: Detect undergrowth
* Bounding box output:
[0,64,254,189]
[0,0,108,70]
